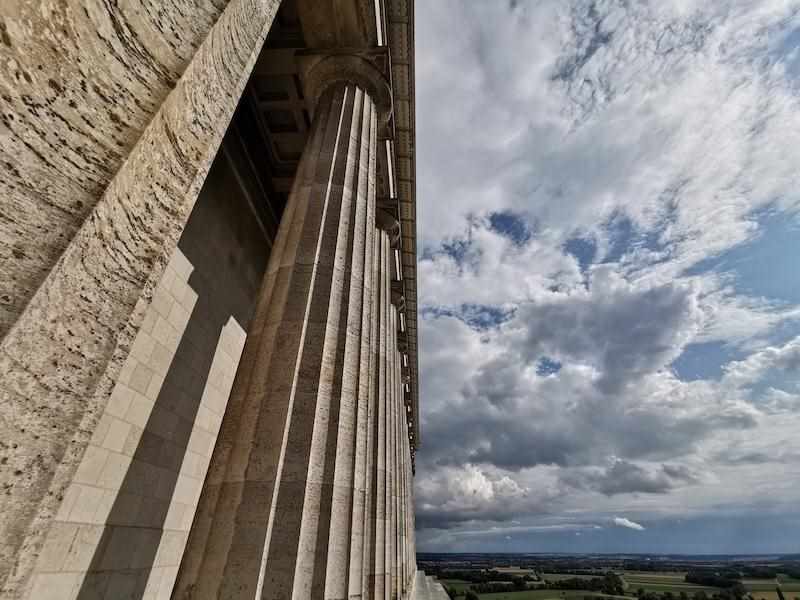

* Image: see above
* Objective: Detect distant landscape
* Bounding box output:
[418,553,800,600]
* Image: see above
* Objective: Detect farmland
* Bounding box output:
[423,553,800,600]
[623,571,719,594]
[437,574,800,600]
[468,592,628,600]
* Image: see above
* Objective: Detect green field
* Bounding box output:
[440,579,474,593]
[441,571,800,600]
[475,591,628,600]
[741,579,800,593]
[439,586,629,600]
[749,592,800,600]
[496,568,537,576]
[543,574,604,582]
[622,572,718,594]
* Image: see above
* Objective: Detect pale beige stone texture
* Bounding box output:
[140,315,246,596]
[0,1,225,339]
[361,232,381,599]
[348,104,379,600]
[20,248,194,599]
[20,244,249,600]
[0,1,281,595]
[323,90,378,600]
[387,307,397,600]
[412,572,451,600]
[366,230,391,600]
[172,82,380,600]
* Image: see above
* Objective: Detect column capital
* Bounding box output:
[298,49,393,129]
[391,290,405,311]
[375,207,401,247]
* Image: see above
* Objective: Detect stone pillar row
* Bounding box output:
[172,63,416,599]
[0,1,283,594]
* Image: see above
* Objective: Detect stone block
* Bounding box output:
[55,484,82,522]
[61,524,104,572]
[36,521,77,572]
[97,452,133,491]
[130,331,157,364]
[106,385,135,419]
[74,446,110,486]
[129,363,155,396]
[28,572,80,600]
[169,250,194,280]
[69,485,106,524]
[148,342,175,376]
[101,418,133,453]
[104,570,142,599]
[125,393,154,429]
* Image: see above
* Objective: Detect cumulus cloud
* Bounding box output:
[562,459,702,496]
[513,266,702,392]
[414,464,557,530]
[413,0,800,549]
[613,517,646,531]
[723,336,800,389]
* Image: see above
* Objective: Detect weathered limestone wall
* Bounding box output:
[20,133,272,600]
[0,0,226,339]
[20,144,272,599]
[0,1,281,595]
[2,0,419,597]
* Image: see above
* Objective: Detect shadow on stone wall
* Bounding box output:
[75,152,270,599]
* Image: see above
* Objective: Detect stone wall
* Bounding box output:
[23,150,272,600]
[0,2,281,594]
[0,0,228,339]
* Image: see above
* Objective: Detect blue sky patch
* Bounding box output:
[537,356,563,376]
[422,303,515,331]
[601,212,673,264]
[488,210,532,246]
[564,236,597,272]
[671,341,747,381]
[440,237,473,264]
[684,210,800,304]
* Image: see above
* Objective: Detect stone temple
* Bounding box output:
[0,1,441,598]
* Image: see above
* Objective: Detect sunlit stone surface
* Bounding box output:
[0,0,420,598]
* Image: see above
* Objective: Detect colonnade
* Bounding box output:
[172,61,416,600]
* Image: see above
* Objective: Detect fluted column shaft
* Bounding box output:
[323,84,378,600]
[386,308,396,600]
[346,98,379,600]
[362,232,380,598]
[172,82,378,600]
[366,230,391,599]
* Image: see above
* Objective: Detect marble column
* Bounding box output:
[172,54,391,600]
[347,100,379,600]
[365,224,397,600]
[0,1,281,596]
[387,308,396,600]
[394,353,403,599]
[322,84,377,600]
[391,322,400,600]
[361,232,380,598]
[402,408,413,594]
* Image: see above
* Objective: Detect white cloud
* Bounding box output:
[413,0,800,549]
[722,336,800,388]
[613,517,646,531]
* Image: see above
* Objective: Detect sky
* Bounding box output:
[413,0,800,555]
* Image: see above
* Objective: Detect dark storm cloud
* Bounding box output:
[561,460,702,496]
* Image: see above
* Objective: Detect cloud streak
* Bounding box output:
[613,517,646,531]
